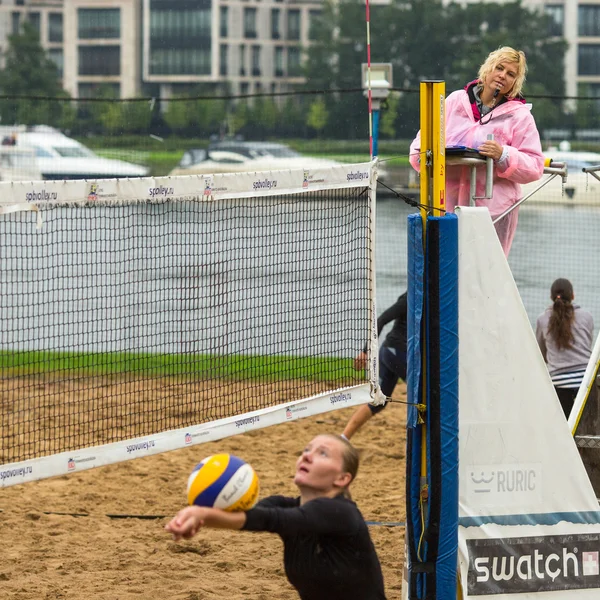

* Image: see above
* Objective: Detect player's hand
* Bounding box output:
[478,141,503,161]
[353,351,368,371]
[165,506,207,540]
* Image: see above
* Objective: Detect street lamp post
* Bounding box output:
[361,63,392,159]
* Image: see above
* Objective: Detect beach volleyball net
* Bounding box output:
[0,163,379,486]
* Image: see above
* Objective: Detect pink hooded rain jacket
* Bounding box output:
[409,82,544,255]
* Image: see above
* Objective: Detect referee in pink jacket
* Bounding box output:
[410,46,545,256]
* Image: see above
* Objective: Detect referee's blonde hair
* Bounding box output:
[477,46,527,99]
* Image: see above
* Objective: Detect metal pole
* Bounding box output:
[470,166,477,207]
[485,134,494,199]
[372,108,380,158]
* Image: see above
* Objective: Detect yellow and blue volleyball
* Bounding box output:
[187,453,259,511]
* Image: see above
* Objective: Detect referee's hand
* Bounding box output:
[353,351,368,371]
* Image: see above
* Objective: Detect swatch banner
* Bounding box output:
[466,533,600,595]
[456,208,600,599]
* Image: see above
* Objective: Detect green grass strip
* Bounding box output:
[0,350,358,382]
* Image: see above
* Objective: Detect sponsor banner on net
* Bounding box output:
[112,176,216,204]
[200,175,228,197]
[467,533,600,595]
[209,171,286,197]
[67,455,97,472]
[302,169,326,189]
[203,164,373,197]
[12,180,86,205]
[234,416,260,429]
[87,182,118,202]
[184,429,211,444]
[465,462,542,508]
[25,189,58,203]
[0,464,33,482]
[346,168,370,185]
[147,184,174,199]
[330,391,352,406]
[125,439,156,454]
[285,405,309,420]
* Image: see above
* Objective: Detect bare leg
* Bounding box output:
[342,404,374,440]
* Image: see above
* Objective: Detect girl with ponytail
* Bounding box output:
[536,278,594,418]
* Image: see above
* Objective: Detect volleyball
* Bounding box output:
[187,453,259,511]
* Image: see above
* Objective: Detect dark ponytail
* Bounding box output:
[548,278,575,350]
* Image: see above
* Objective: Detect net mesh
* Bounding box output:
[0,173,374,467]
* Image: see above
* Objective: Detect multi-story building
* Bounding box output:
[550,1,600,100]
[0,0,64,78]
[444,0,600,101]
[1,0,322,99]
[63,0,141,98]
[140,0,320,99]
[5,0,600,106]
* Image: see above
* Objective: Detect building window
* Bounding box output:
[579,44,600,75]
[149,5,212,75]
[48,13,63,43]
[287,10,300,41]
[220,44,228,76]
[251,45,261,76]
[78,8,120,39]
[150,6,211,41]
[579,5,600,37]
[274,46,284,77]
[271,8,281,40]
[150,49,211,76]
[48,48,63,78]
[309,10,321,41]
[545,5,563,37]
[220,6,228,38]
[239,44,246,76]
[11,12,20,35]
[244,7,257,39]
[288,46,301,76]
[240,82,249,95]
[28,12,40,35]
[148,3,212,76]
[78,46,121,76]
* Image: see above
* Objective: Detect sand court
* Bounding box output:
[0,383,407,600]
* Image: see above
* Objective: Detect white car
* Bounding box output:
[0,146,42,181]
[169,141,341,176]
[15,131,149,180]
[520,150,600,206]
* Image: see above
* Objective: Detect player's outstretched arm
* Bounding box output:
[353,351,368,371]
[166,506,247,540]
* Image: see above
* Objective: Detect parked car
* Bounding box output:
[15,131,149,180]
[520,150,600,206]
[169,141,341,176]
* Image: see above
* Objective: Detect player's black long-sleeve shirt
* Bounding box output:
[242,494,387,600]
[362,293,408,353]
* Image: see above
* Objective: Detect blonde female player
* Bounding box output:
[166,434,387,600]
